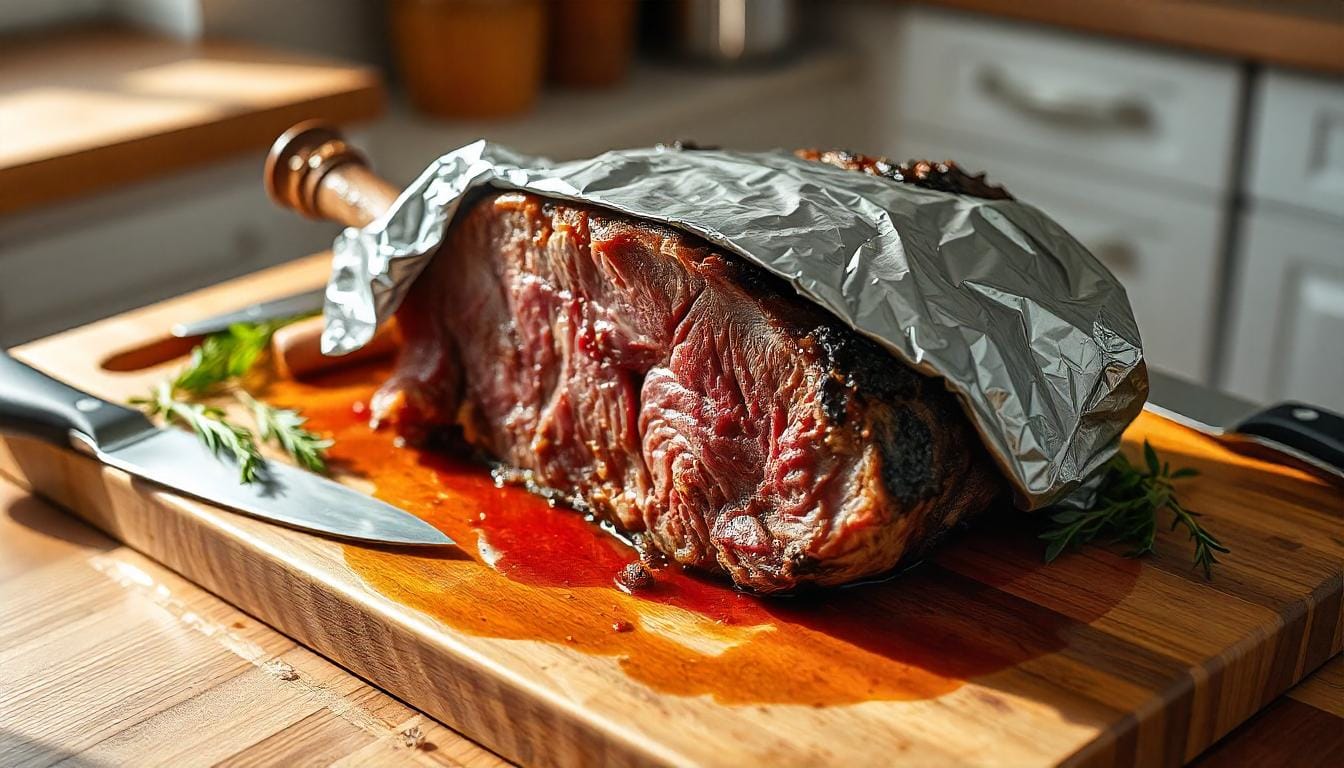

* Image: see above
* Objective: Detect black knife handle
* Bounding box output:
[1236,402,1344,476]
[0,351,154,451]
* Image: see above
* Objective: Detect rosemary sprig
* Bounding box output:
[130,316,330,483]
[131,381,265,483]
[174,320,295,394]
[1041,440,1229,578]
[237,390,332,474]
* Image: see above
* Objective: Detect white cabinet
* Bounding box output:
[1246,71,1344,221]
[889,8,1242,383]
[1222,70,1344,410]
[894,8,1242,193]
[896,129,1226,382]
[1223,209,1344,412]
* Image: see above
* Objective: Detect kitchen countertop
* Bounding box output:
[367,49,865,186]
[0,477,506,767]
[0,25,383,216]
[1,470,1338,766]
[915,0,1344,75]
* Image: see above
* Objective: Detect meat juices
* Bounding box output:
[373,158,1004,593]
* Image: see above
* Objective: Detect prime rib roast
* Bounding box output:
[369,150,1007,593]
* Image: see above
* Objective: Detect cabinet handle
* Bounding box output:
[976,67,1152,131]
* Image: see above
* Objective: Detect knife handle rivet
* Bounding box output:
[75,398,102,413]
[1292,407,1320,422]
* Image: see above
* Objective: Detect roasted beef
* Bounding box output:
[372,154,1004,592]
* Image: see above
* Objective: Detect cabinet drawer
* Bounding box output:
[896,127,1226,383]
[1223,208,1344,411]
[1246,70,1344,222]
[895,8,1242,193]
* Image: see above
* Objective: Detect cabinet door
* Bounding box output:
[896,127,1226,383]
[1223,210,1344,411]
[1246,70,1344,222]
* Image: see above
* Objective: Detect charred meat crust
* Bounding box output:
[796,148,1013,201]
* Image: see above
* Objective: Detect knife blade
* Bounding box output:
[1145,368,1344,482]
[0,351,454,547]
[171,287,326,339]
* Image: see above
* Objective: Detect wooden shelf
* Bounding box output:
[914,0,1344,75]
[0,26,385,216]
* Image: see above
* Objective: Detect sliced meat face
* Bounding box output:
[374,191,1001,592]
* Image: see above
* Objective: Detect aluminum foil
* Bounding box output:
[324,142,1147,509]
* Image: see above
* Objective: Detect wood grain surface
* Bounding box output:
[0,26,384,215]
[1,254,1340,767]
[3,473,1336,768]
[0,476,508,767]
[1190,655,1343,767]
[913,0,1344,75]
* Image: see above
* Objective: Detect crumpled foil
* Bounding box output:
[324,142,1147,509]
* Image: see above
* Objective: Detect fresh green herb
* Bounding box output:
[131,381,265,483]
[131,316,330,483]
[173,319,295,394]
[1041,440,1228,578]
[237,390,332,474]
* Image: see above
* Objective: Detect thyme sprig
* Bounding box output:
[173,319,293,394]
[1042,440,1229,578]
[237,390,332,474]
[131,381,265,483]
[131,318,330,483]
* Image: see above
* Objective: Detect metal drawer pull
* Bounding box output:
[977,67,1152,131]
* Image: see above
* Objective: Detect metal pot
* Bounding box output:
[670,0,797,64]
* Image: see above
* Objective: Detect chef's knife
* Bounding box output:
[1145,368,1344,482]
[171,287,325,339]
[102,288,328,373]
[0,351,454,547]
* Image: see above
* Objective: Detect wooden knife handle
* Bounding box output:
[271,315,401,380]
[264,121,400,228]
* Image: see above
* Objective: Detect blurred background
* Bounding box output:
[1,0,1341,409]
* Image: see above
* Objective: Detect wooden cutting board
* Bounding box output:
[2,254,1340,768]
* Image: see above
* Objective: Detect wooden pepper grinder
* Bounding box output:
[264,122,405,378]
[264,121,401,228]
